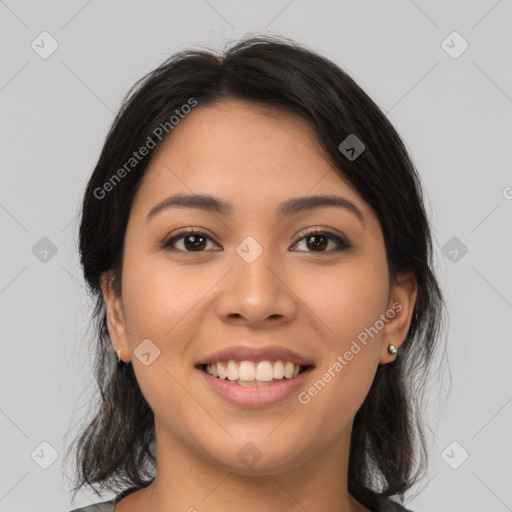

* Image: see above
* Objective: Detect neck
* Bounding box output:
[131,419,367,512]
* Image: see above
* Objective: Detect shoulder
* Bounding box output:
[67,499,116,512]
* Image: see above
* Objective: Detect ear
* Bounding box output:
[379,272,418,364]
[100,271,131,363]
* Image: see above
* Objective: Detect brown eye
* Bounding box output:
[163,230,219,252]
[292,229,351,253]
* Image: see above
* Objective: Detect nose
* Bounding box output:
[215,245,297,328]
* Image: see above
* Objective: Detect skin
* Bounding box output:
[101,99,417,512]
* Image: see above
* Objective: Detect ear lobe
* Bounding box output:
[379,273,418,364]
[100,271,130,363]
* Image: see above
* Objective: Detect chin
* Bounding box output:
[204,441,307,477]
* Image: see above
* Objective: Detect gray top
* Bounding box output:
[68,496,413,512]
[68,501,116,512]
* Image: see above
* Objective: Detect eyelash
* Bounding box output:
[162,227,351,254]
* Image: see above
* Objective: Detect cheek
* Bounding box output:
[298,263,388,431]
[119,255,202,417]
[121,253,208,339]
[303,261,390,347]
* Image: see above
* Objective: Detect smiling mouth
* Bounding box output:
[197,361,313,386]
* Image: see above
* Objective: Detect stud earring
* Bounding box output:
[116,348,122,363]
[387,344,398,357]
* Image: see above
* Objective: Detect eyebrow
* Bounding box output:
[146,193,364,225]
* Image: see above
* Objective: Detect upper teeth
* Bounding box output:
[205,360,301,381]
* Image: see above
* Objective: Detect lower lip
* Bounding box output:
[198,367,314,408]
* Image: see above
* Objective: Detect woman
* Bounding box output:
[66,34,445,512]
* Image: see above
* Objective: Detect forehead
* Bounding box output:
[168,98,326,147]
[131,99,364,218]
[154,99,330,171]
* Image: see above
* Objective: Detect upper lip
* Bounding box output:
[197,345,315,366]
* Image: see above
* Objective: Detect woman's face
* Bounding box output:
[102,99,416,476]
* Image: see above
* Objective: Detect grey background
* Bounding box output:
[1,1,511,511]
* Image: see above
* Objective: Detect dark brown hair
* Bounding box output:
[65,34,445,509]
